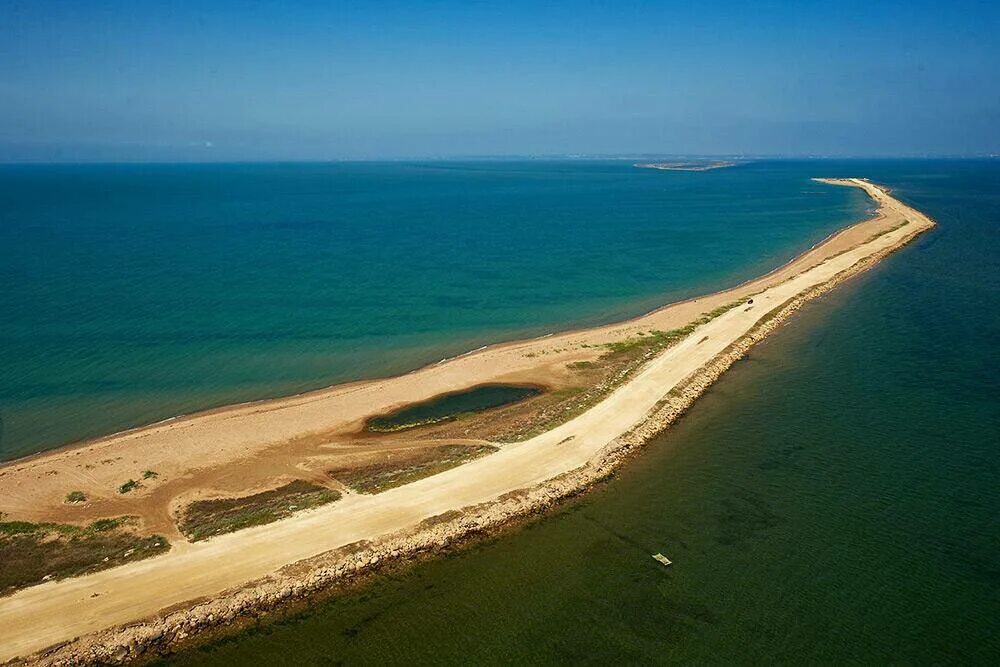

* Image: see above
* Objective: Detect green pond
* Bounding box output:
[367,384,542,432]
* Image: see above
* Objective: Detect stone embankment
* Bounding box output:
[17,223,929,667]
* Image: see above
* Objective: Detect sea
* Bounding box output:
[1,159,997,663]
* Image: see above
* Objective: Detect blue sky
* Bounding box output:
[1,0,998,161]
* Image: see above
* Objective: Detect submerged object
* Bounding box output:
[652,553,672,566]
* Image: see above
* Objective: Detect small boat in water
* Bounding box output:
[652,553,672,566]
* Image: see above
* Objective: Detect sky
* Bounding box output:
[1,0,999,161]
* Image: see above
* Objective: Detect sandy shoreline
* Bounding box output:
[0,184,882,500]
[0,181,872,471]
[0,179,935,664]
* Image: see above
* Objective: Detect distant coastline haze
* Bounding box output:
[1,0,998,162]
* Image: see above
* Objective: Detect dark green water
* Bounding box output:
[164,161,999,664]
[367,384,542,432]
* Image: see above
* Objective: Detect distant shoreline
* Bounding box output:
[634,160,737,171]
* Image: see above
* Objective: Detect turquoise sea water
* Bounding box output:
[0,160,870,459]
[153,160,997,664]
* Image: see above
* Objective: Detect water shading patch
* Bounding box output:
[366,384,543,433]
[177,480,341,542]
[328,444,498,494]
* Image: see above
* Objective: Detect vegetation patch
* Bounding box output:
[428,345,678,443]
[476,302,746,442]
[65,490,87,503]
[119,479,141,494]
[177,480,342,542]
[823,220,911,265]
[328,444,498,494]
[142,469,159,480]
[863,220,908,244]
[487,387,595,442]
[603,300,744,357]
[0,515,169,596]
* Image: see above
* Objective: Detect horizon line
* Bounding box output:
[1,153,998,167]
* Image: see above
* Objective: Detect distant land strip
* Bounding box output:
[634,160,737,171]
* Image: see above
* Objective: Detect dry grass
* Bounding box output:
[0,516,169,596]
[177,480,342,542]
[328,444,498,494]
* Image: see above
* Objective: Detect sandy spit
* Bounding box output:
[1,179,935,665]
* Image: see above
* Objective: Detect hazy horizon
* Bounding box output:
[3,0,999,162]
[3,154,1000,167]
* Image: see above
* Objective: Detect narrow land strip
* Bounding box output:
[0,179,934,663]
[0,178,902,532]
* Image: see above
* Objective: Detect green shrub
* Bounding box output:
[65,491,87,503]
[89,517,125,532]
[178,480,343,541]
[119,479,141,494]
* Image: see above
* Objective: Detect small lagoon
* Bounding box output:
[367,384,542,432]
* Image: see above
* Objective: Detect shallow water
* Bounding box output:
[161,160,1000,664]
[0,160,869,459]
